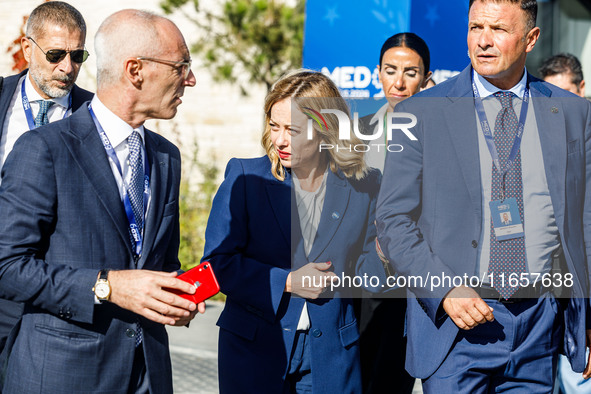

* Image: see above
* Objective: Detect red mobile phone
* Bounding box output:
[170,261,220,303]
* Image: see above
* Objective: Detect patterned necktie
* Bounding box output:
[128,130,144,238]
[488,91,527,299]
[34,100,55,127]
[128,130,144,346]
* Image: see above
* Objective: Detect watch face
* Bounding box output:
[95,282,110,299]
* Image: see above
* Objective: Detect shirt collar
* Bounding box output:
[293,167,329,196]
[90,95,145,148]
[473,67,528,99]
[24,71,70,109]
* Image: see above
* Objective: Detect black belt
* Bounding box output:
[474,284,551,303]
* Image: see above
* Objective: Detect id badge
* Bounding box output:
[489,198,524,241]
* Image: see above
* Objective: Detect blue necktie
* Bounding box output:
[128,130,144,347]
[34,100,55,127]
[128,130,144,238]
[488,91,527,299]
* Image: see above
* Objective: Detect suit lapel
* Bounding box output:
[266,171,291,247]
[529,79,566,227]
[61,106,133,256]
[0,70,27,141]
[70,85,93,111]
[137,130,168,268]
[443,66,482,220]
[291,191,307,269]
[307,170,349,262]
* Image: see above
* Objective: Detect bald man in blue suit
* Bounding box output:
[0,10,199,393]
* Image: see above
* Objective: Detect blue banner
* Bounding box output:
[303,0,468,97]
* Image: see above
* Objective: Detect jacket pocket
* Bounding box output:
[162,200,178,217]
[34,324,98,341]
[217,307,258,341]
[339,320,359,348]
[567,140,580,156]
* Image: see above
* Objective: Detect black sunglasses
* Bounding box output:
[27,37,89,64]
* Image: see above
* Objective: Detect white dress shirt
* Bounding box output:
[293,169,328,331]
[0,73,71,183]
[89,95,150,221]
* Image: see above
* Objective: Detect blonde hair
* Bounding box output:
[262,70,368,181]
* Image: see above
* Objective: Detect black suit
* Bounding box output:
[0,69,93,353]
[354,112,415,394]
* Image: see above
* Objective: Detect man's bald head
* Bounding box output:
[93,9,194,127]
[94,10,178,88]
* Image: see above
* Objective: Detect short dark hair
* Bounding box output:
[26,1,86,39]
[468,0,537,32]
[378,32,430,76]
[538,53,584,86]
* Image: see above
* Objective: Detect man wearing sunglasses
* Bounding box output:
[0,8,199,394]
[0,1,92,356]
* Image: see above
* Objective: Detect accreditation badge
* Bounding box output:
[489,198,525,241]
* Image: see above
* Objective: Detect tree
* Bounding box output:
[161,0,305,94]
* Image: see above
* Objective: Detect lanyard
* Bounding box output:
[21,78,71,130]
[472,76,529,200]
[88,105,151,256]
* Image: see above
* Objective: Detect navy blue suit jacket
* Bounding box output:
[376,66,591,378]
[0,105,181,393]
[0,70,93,353]
[202,156,383,393]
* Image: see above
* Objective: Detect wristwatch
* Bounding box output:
[93,269,111,301]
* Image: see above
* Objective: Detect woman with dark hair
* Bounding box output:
[202,70,385,393]
[379,32,432,110]
[358,32,432,394]
[365,32,432,171]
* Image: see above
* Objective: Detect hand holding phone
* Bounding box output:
[168,262,220,304]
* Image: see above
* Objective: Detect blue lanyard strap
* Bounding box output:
[88,104,151,256]
[472,76,529,200]
[21,78,72,130]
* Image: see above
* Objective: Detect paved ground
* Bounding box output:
[166,301,222,394]
[166,300,423,394]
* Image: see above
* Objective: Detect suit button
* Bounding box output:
[125,328,136,338]
[311,329,322,338]
[471,240,478,248]
[64,310,72,319]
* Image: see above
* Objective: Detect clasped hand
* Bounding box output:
[108,270,206,326]
[285,262,338,299]
[442,286,495,330]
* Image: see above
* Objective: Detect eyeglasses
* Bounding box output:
[136,57,192,79]
[27,37,89,64]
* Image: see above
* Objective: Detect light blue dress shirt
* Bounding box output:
[473,69,560,281]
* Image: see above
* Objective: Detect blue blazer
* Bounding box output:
[0,69,94,354]
[0,105,181,393]
[202,156,383,393]
[376,66,591,378]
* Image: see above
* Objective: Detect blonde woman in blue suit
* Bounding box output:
[202,70,385,393]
